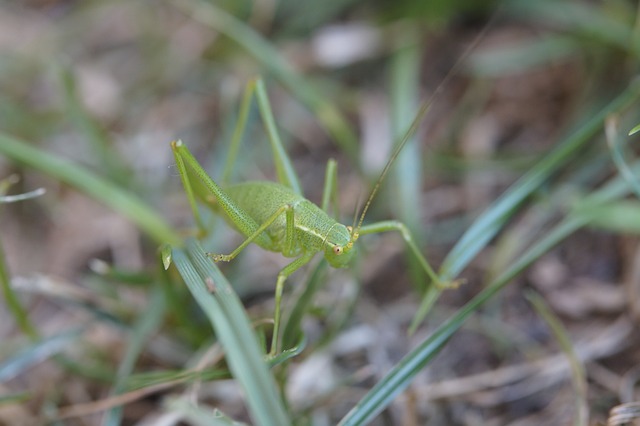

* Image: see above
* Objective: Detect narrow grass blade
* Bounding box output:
[0,327,85,382]
[441,78,640,280]
[103,287,166,426]
[171,239,290,426]
[390,32,422,237]
[0,133,181,246]
[526,291,588,426]
[409,78,640,330]
[412,97,624,328]
[0,238,37,339]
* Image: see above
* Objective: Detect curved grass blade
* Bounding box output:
[171,239,290,426]
[0,327,85,382]
[0,133,181,246]
[440,78,640,280]
[526,291,588,426]
[0,237,37,339]
[0,187,45,203]
[408,77,640,332]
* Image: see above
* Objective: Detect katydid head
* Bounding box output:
[323,223,357,268]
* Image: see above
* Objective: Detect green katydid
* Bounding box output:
[171,41,483,353]
[172,85,450,355]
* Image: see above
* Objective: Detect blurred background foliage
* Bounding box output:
[2,0,640,424]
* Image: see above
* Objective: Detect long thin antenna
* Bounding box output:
[353,15,498,236]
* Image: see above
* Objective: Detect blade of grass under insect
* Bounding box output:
[170,0,360,165]
[0,133,181,246]
[0,238,37,339]
[172,239,290,426]
[0,327,85,382]
[103,287,166,426]
[526,291,588,426]
[339,157,640,425]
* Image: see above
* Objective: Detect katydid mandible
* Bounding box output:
[171,60,473,353]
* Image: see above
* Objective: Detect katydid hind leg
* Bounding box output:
[220,77,303,194]
[254,78,303,195]
[221,80,256,186]
[321,158,340,217]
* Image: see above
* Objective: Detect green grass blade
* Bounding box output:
[171,239,290,426]
[0,328,85,382]
[440,78,640,280]
[526,291,588,426]
[0,237,37,339]
[390,32,422,237]
[0,133,181,246]
[103,287,167,425]
[410,86,635,327]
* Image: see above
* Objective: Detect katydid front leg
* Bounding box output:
[358,220,461,290]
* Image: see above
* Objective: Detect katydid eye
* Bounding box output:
[333,246,343,255]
